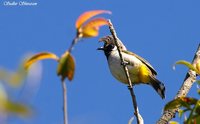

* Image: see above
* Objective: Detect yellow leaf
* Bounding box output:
[0,59,28,87]
[24,52,59,70]
[9,60,28,87]
[80,18,109,37]
[195,59,200,74]
[173,60,200,74]
[75,10,111,29]
[7,73,23,87]
[0,70,25,87]
[169,121,179,124]
[5,100,31,117]
[0,84,30,117]
[57,51,75,81]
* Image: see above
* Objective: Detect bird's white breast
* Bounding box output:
[108,50,142,84]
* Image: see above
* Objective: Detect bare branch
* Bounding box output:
[107,19,143,124]
[62,80,68,124]
[157,44,200,124]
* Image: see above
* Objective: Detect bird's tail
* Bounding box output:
[149,76,165,99]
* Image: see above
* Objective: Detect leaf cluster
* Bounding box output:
[24,10,111,82]
[167,60,200,124]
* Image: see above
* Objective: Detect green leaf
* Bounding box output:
[194,114,200,123]
[164,97,198,111]
[181,97,198,105]
[24,52,59,70]
[173,60,200,74]
[182,100,200,124]
[195,101,200,114]
[164,98,182,111]
[57,51,75,81]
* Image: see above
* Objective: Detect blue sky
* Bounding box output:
[0,0,200,124]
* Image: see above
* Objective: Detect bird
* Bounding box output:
[97,35,165,99]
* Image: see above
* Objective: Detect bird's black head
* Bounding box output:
[97,35,116,59]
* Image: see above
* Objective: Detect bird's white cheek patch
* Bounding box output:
[112,46,117,51]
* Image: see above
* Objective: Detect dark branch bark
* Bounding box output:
[157,44,200,124]
[108,19,143,124]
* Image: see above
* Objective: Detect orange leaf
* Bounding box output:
[57,51,75,81]
[80,18,109,37]
[24,52,59,70]
[76,10,111,29]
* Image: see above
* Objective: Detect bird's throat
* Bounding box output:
[104,49,112,59]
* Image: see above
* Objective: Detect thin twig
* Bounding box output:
[107,19,143,124]
[68,32,83,53]
[157,44,200,124]
[68,36,81,53]
[63,33,81,124]
[61,80,68,124]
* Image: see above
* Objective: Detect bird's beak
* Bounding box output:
[97,47,105,51]
[99,37,107,43]
[98,37,106,51]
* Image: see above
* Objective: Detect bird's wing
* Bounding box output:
[122,50,157,75]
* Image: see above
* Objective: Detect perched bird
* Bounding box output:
[98,35,165,99]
